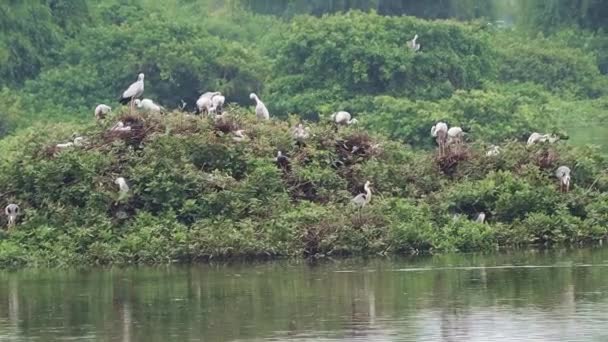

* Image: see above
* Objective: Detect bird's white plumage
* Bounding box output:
[555,165,571,192]
[110,121,131,132]
[196,91,221,114]
[486,145,501,156]
[115,177,130,195]
[527,132,559,146]
[352,181,372,209]
[56,142,74,149]
[250,93,269,120]
[5,203,20,227]
[431,122,448,137]
[121,73,145,100]
[407,34,420,52]
[95,104,112,120]
[232,129,247,142]
[475,212,486,223]
[331,111,357,125]
[135,98,163,113]
[292,123,310,143]
[210,95,225,114]
[447,126,464,145]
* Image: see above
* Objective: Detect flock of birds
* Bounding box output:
[2,39,574,228]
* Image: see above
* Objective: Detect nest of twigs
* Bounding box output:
[535,148,559,170]
[335,132,376,166]
[436,146,471,176]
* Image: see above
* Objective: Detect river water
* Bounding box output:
[1,248,608,341]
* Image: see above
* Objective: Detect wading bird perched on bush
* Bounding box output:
[292,123,310,147]
[447,126,464,153]
[210,94,225,115]
[555,166,571,192]
[431,122,448,156]
[134,98,164,114]
[331,111,358,126]
[95,104,111,121]
[4,204,20,229]
[352,181,372,211]
[527,132,559,146]
[195,91,221,115]
[407,34,420,52]
[115,177,130,200]
[250,93,269,120]
[275,151,290,172]
[486,145,501,156]
[119,73,145,113]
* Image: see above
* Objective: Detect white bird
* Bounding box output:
[95,104,112,121]
[56,142,74,149]
[110,121,132,132]
[5,203,20,228]
[115,177,130,199]
[134,98,164,114]
[407,34,421,52]
[555,166,571,193]
[119,73,145,105]
[447,126,464,152]
[352,181,372,209]
[209,94,226,115]
[527,132,560,146]
[73,136,86,147]
[196,91,221,115]
[475,212,486,223]
[486,145,501,157]
[431,122,448,156]
[232,129,247,142]
[250,93,270,120]
[292,123,310,146]
[331,111,358,125]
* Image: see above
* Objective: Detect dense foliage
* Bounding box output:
[1,1,608,267]
[0,108,606,267]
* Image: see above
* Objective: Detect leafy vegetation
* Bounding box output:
[0,107,606,267]
[1,1,608,266]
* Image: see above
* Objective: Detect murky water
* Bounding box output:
[1,248,608,341]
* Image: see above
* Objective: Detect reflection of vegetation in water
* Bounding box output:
[0,248,607,340]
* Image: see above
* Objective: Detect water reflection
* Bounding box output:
[0,248,608,341]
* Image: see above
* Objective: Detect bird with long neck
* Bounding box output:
[407,34,420,52]
[555,166,571,193]
[5,204,20,229]
[250,93,269,120]
[431,122,448,156]
[119,73,145,114]
[352,181,372,222]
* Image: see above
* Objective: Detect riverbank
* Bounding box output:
[0,109,607,267]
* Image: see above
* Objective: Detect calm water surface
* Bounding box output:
[1,248,608,341]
